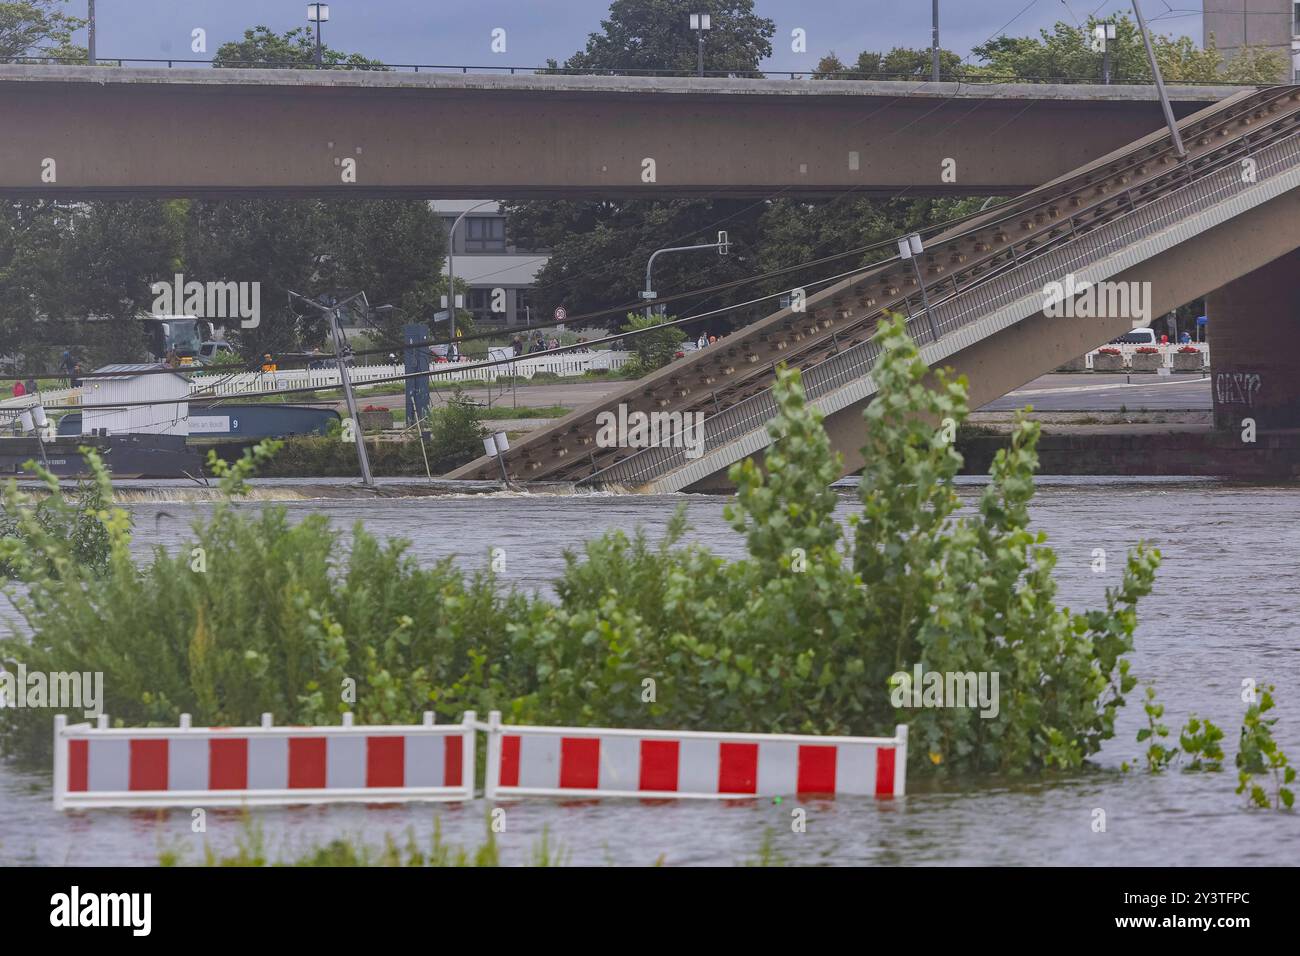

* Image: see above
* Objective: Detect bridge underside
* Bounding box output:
[0,66,1239,199]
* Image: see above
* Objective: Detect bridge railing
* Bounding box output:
[0,56,1260,86]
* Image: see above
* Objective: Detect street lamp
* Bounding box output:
[690,13,712,77]
[898,233,940,343]
[1092,21,1118,84]
[642,231,729,319]
[445,200,497,360]
[307,3,330,68]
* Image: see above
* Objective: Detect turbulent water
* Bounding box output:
[2,477,1298,865]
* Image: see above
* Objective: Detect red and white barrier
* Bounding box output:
[483,712,907,800]
[53,711,476,810]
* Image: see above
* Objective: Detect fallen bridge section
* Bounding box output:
[447,87,1300,490]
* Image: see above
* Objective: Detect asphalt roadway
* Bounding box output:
[353,373,1211,417]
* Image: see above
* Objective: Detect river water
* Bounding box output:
[1,477,1298,865]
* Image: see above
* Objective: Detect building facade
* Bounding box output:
[431,200,550,328]
[1204,0,1299,81]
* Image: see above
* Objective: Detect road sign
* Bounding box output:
[554,306,567,322]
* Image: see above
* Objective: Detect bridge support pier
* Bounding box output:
[1207,248,1300,432]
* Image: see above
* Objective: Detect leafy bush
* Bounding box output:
[620,312,685,377]
[1,318,1159,777]
[0,449,123,579]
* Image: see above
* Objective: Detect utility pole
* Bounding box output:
[292,290,374,488]
[931,0,940,82]
[1131,0,1186,159]
[328,302,374,488]
[87,0,96,65]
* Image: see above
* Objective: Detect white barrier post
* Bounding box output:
[894,724,909,797]
[484,710,502,800]
[462,711,477,800]
[53,714,67,811]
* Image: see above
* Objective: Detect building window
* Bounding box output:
[515,288,533,323]
[467,288,497,322]
[465,216,506,252]
[1294,2,1300,37]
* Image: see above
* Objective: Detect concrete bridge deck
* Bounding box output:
[0,65,1250,198]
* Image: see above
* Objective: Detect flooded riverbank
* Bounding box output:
[2,476,1298,865]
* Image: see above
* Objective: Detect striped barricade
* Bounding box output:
[53,711,476,810]
[483,711,907,800]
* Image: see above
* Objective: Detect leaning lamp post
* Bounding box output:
[307,3,330,67]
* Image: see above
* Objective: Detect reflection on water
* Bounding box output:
[2,477,1298,865]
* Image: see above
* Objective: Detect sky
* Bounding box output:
[75,0,1212,70]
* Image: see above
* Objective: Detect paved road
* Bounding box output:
[352,373,1210,417]
[979,373,1210,412]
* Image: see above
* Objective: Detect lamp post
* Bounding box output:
[1092,21,1117,84]
[931,1,940,82]
[87,0,96,65]
[642,231,729,319]
[898,233,940,343]
[690,13,712,77]
[307,3,330,68]
[445,200,496,361]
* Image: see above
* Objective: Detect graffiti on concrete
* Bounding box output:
[1215,372,1262,406]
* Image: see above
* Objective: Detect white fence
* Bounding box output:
[1077,343,1209,370]
[188,350,634,398]
[0,351,635,410]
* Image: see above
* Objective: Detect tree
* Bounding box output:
[314,199,447,347]
[503,197,762,333]
[181,199,328,357]
[0,0,85,61]
[558,0,774,77]
[213,25,386,69]
[971,16,1285,85]
[814,47,962,81]
[58,200,187,363]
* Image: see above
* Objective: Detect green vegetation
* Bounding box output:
[620,312,685,377]
[476,404,571,421]
[257,394,486,477]
[0,448,120,579]
[160,816,565,867]
[1,320,1161,779]
[1236,686,1295,810]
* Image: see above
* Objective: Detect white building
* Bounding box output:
[80,364,190,437]
[431,200,550,327]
